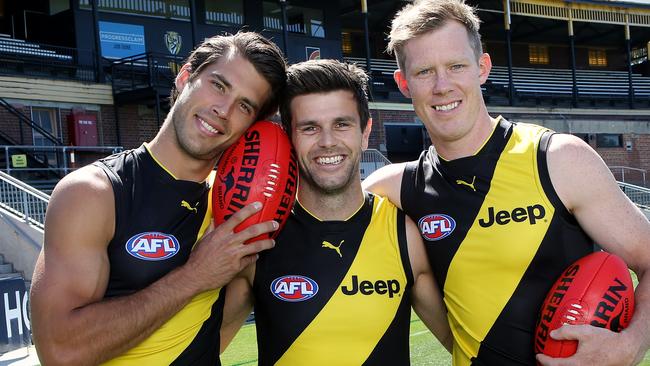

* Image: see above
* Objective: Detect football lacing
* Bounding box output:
[263,164,281,198]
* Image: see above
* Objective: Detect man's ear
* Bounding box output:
[478,53,492,85]
[394,70,411,98]
[362,118,372,151]
[175,63,192,93]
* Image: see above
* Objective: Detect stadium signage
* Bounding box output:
[0,277,30,353]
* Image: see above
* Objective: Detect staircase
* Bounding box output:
[0,254,21,280]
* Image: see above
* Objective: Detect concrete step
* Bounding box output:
[0,263,14,274]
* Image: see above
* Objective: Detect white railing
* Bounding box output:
[360,149,391,180]
[0,170,50,229]
[609,166,646,187]
[618,182,650,210]
[1,145,122,176]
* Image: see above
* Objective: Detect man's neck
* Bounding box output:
[297,183,365,221]
[147,126,217,183]
[434,114,499,161]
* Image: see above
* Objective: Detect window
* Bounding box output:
[31,107,59,164]
[596,134,622,148]
[205,0,243,26]
[528,44,549,65]
[79,0,190,20]
[341,32,352,55]
[631,46,647,66]
[263,2,325,38]
[588,48,607,67]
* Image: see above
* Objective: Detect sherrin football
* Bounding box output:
[535,251,635,358]
[213,120,297,242]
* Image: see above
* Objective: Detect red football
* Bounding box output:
[212,120,297,242]
[535,251,635,358]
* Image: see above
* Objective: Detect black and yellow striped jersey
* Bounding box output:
[401,118,593,365]
[253,193,414,365]
[94,144,223,365]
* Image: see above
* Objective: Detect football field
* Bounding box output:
[222,311,650,366]
[222,270,649,365]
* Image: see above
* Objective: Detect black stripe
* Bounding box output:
[401,120,512,290]
[170,288,226,366]
[396,209,414,286]
[254,195,373,365]
[537,131,577,224]
[362,290,412,365]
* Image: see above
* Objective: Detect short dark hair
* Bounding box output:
[388,0,482,71]
[280,59,370,134]
[170,31,286,119]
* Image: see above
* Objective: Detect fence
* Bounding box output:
[0,170,49,228]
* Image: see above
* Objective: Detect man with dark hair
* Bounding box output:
[363,0,650,365]
[221,59,451,365]
[30,32,286,365]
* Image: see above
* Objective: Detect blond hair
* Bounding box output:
[387,0,482,70]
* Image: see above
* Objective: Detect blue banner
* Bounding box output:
[0,276,30,353]
[99,21,146,59]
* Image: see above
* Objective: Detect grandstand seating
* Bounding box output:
[0,34,73,62]
[344,56,650,106]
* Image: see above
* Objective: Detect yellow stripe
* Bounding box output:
[445,124,554,365]
[103,179,219,364]
[276,196,407,365]
[101,289,221,365]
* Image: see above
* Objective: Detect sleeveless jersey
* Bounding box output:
[401,118,593,365]
[254,193,414,366]
[94,144,224,365]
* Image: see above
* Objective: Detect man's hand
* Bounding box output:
[536,325,641,366]
[183,201,278,293]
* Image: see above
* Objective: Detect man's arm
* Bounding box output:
[362,163,407,209]
[30,166,276,366]
[537,134,650,366]
[220,265,255,353]
[406,215,452,352]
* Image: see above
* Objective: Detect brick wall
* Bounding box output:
[100,104,165,149]
[369,109,419,151]
[370,107,650,182]
[0,103,34,144]
[593,134,650,185]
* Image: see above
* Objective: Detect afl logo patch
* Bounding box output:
[125,232,180,261]
[270,275,319,302]
[418,214,456,241]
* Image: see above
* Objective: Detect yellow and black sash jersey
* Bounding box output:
[253,193,414,366]
[401,118,594,365]
[94,144,223,365]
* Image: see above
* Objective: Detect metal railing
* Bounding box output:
[619,182,650,210]
[1,145,123,176]
[110,52,182,94]
[360,149,391,180]
[609,166,647,187]
[0,170,50,228]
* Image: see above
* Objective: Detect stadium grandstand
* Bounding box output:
[0,0,650,357]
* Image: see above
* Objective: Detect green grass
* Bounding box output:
[223,311,650,366]
[222,271,649,365]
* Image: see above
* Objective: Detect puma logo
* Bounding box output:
[322,240,344,258]
[456,176,476,192]
[180,200,198,213]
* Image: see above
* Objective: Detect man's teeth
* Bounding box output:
[199,118,220,134]
[434,101,460,111]
[317,156,343,165]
